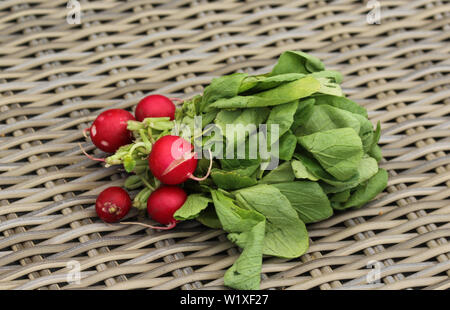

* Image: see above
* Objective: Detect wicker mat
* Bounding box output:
[0,0,449,290]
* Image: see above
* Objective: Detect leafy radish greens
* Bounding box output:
[111,50,387,290]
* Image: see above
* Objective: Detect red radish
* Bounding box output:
[149,135,200,185]
[89,109,135,153]
[135,94,176,121]
[147,186,187,226]
[95,187,132,223]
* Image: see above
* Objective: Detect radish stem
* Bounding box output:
[78,143,106,162]
[139,175,155,191]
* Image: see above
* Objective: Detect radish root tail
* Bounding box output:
[189,149,213,182]
[120,221,176,230]
[82,127,90,139]
[78,143,106,162]
[169,97,184,105]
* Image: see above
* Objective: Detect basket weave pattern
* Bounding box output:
[0,0,449,290]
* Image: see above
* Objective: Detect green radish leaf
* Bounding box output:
[369,144,382,162]
[353,113,375,152]
[231,107,270,130]
[315,77,343,97]
[215,108,270,151]
[373,121,381,144]
[214,109,242,130]
[173,194,212,221]
[368,121,383,162]
[210,76,321,109]
[220,159,261,182]
[266,100,299,139]
[356,155,379,183]
[211,190,266,290]
[293,152,359,192]
[220,157,261,172]
[254,75,321,102]
[331,201,343,210]
[211,169,258,190]
[239,73,306,94]
[330,189,351,203]
[314,94,368,118]
[319,155,379,194]
[201,110,219,127]
[211,189,265,234]
[311,70,343,84]
[225,220,265,290]
[235,184,309,258]
[291,98,315,131]
[278,131,297,161]
[259,161,295,184]
[196,157,220,176]
[341,168,388,209]
[270,51,325,75]
[200,72,248,112]
[272,181,333,223]
[291,159,319,181]
[295,104,361,137]
[238,75,264,94]
[196,207,222,229]
[297,128,363,181]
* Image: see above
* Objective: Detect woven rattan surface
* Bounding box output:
[0,0,449,290]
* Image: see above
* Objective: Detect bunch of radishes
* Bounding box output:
[85,94,207,230]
